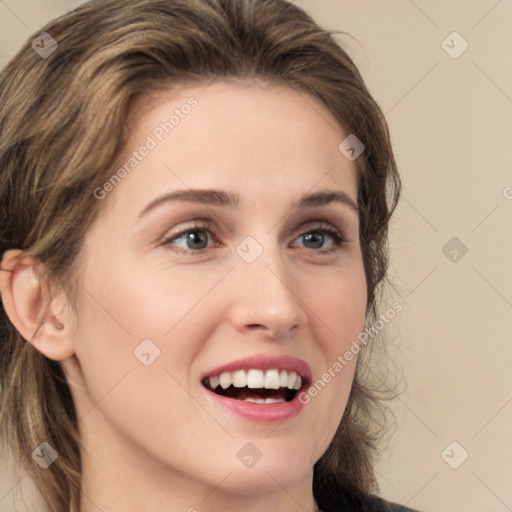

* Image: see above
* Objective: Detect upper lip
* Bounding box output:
[202,354,312,382]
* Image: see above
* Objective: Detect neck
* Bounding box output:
[78,425,318,512]
[80,467,318,512]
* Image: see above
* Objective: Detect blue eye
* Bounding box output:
[293,228,346,251]
[162,221,347,255]
[164,223,211,253]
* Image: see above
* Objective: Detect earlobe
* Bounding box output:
[0,250,75,361]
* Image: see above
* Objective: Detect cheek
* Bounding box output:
[311,266,367,345]
[301,265,366,424]
[77,252,221,344]
[102,259,228,335]
[70,259,226,398]
[68,283,207,438]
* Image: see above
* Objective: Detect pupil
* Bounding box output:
[304,232,323,248]
[187,230,207,249]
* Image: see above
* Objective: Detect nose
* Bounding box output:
[226,243,308,340]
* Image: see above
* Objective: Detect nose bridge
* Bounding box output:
[228,232,307,336]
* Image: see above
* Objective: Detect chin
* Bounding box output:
[210,447,314,495]
[218,468,307,496]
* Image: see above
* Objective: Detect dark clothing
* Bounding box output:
[313,474,419,512]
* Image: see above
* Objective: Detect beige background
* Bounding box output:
[1,1,511,511]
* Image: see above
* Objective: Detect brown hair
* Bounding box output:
[0,1,401,510]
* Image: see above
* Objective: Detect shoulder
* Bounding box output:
[318,492,420,512]
[324,494,420,512]
[313,475,421,512]
[380,500,420,512]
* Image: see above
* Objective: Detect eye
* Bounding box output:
[292,224,347,253]
[161,221,348,255]
[162,221,218,254]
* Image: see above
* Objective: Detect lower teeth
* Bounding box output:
[243,397,286,404]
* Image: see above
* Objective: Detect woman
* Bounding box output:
[0,1,414,511]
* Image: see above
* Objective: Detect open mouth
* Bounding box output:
[202,369,305,404]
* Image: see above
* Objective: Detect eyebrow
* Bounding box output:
[138,188,359,218]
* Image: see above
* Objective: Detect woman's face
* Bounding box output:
[62,80,367,499]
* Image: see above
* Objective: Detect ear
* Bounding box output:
[0,249,75,361]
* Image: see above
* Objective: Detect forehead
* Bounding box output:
[101,79,358,217]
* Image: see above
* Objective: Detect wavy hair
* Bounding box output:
[0,1,401,510]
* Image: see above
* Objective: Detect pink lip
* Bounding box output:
[202,354,312,380]
[200,354,312,424]
[202,386,306,423]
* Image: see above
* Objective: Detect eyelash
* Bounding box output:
[161,220,348,256]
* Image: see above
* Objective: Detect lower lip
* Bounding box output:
[202,386,306,423]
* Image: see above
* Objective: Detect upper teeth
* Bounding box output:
[207,369,302,391]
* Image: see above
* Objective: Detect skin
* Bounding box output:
[0,79,367,512]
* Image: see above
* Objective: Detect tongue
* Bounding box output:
[222,386,288,401]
